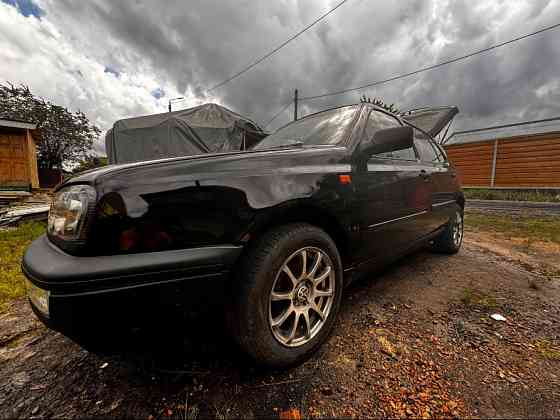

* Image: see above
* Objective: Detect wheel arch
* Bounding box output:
[245,203,350,267]
[457,192,465,210]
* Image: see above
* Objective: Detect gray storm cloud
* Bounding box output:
[3,0,560,154]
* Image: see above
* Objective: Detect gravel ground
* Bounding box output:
[1,233,560,419]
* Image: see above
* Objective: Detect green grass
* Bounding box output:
[465,212,560,245]
[0,222,45,312]
[534,339,560,361]
[464,188,560,203]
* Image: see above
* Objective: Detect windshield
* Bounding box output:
[254,106,357,150]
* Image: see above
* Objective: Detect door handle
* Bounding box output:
[420,170,430,181]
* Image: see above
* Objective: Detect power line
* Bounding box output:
[263,101,292,128]
[208,0,351,92]
[300,22,560,101]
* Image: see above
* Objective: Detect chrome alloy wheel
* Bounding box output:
[452,212,464,247]
[268,247,336,347]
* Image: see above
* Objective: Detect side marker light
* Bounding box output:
[338,174,352,185]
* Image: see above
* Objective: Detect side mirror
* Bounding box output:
[356,126,414,166]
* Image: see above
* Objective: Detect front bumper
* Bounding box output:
[22,235,242,342]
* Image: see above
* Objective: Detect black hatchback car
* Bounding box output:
[22,103,463,367]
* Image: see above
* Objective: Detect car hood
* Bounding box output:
[61,146,346,190]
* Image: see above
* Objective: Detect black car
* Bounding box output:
[22,103,463,367]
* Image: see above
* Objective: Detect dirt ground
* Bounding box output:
[1,221,560,419]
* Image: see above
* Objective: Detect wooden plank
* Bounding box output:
[0,158,12,180]
[453,168,492,175]
[494,178,560,184]
[455,165,493,171]
[495,170,560,177]
[494,178,560,183]
[494,172,560,178]
[447,149,493,154]
[447,152,493,159]
[445,140,494,149]
[497,149,560,159]
[448,159,493,165]
[445,146,494,155]
[498,146,560,156]
[447,154,493,161]
[499,134,560,145]
[455,165,491,171]
[447,153,493,159]
[447,150,493,157]
[461,176,490,183]
[496,154,560,162]
[494,182,560,187]
[459,175,492,180]
[499,137,560,148]
[459,175,492,179]
[498,142,560,151]
[495,164,560,171]
[498,143,560,153]
[449,164,492,171]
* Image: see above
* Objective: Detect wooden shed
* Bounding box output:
[444,117,560,189]
[0,119,40,190]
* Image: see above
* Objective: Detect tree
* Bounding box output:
[0,83,100,169]
[72,156,108,174]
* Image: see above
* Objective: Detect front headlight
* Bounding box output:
[48,185,96,241]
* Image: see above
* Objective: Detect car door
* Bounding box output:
[352,109,430,264]
[412,132,450,233]
[428,141,459,225]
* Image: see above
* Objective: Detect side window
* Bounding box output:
[365,111,417,161]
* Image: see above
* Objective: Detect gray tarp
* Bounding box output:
[106,103,266,164]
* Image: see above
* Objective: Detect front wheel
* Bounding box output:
[227,224,343,368]
[431,205,464,254]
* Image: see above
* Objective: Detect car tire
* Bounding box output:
[431,205,464,254]
[227,223,343,368]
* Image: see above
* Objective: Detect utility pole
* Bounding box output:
[294,89,298,121]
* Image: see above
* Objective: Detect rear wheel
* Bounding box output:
[228,224,343,367]
[431,205,463,254]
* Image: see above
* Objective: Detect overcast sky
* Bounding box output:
[1,0,559,154]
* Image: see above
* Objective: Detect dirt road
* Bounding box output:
[1,231,559,418]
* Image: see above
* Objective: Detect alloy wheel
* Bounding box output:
[452,212,463,247]
[268,247,336,347]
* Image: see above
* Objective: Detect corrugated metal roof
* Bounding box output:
[445,117,560,145]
